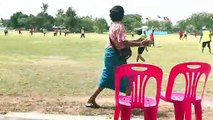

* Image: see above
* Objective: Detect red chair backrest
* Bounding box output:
[165,62,211,102]
[115,63,163,108]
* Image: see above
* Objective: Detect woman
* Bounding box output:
[85,5,152,108]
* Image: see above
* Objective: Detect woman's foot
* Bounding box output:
[85,100,101,108]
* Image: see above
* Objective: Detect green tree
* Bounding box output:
[64,7,78,30]
[161,21,173,32]
[176,19,188,31]
[33,3,54,30]
[25,14,36,29]
[55,9,65,27]
[35,13,54,30]
[1,18,9,27]
[93,17,108,33]
[176,12,213,32]
[123,14,142,32]
[18,17,28,28]
[9,12,28,28]
[145,20,160,30]
[79,16,94,32]
[189,12,213,31]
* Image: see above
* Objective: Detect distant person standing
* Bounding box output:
[18,28,22,34]
[199,26,211,53]
[4,28,8,36]
[43,28,46,36]
[30,28,33,36]
[183,31,187,40]
[80,27,85,38]
[194,31,198,38]
[136,30,148,62]
[64,29,69,36]
[178,30,184,40]
[131,31,134,38]
[59,30,62,36]
[53,29,58,36]
[150,30,155,46]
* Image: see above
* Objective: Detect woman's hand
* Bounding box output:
[140,40,153,47]
[137,37,145,41]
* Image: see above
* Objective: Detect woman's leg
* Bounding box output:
[208,42,211,53]
[139,55,146,62]
[86,87,104,108]
[136,54,140,62]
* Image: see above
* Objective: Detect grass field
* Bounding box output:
[0,30,213,119]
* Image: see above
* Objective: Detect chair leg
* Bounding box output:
[174,102,185,120]
[114,105,121,120]
[121,105,131,120]
[194,101,202,120]
[144,106,158,120]
[185,102,192,120]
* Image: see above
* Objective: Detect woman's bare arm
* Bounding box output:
[123,39,153,47]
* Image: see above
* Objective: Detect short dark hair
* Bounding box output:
[109,5,124,22]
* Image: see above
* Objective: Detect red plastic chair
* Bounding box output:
[114,63,163,120]
[160,62,211,120]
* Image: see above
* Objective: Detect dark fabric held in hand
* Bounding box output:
[119,47,132,60]
[109,37,132,60]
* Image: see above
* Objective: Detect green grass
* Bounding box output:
[0,30,213,97]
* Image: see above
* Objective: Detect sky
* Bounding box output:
[0,0,213,24]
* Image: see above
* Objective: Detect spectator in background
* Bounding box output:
[194,31,198,38]
[59,30,62,36]
[64,29,69,36]
[43,28,46,36]
[30,28,33,36]
[131,31,134,38]
[183,31,187,40]
[136,30,149,62]
[199,26,211,53]
[4,28,8,36]
[178,30,184,40]
[53,29,58,36]
[150,29,155,46]
[18,28,22,34]
[80,27,85,38]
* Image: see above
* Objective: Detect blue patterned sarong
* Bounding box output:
[98,48,129,93]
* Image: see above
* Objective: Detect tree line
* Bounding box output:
[1,3,213,33]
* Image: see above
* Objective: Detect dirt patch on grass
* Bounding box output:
[0,95,212,119]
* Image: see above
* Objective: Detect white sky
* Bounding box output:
[0,0,213,24]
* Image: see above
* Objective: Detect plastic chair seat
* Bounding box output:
[119,96,157,107]
[161,92,202,102]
